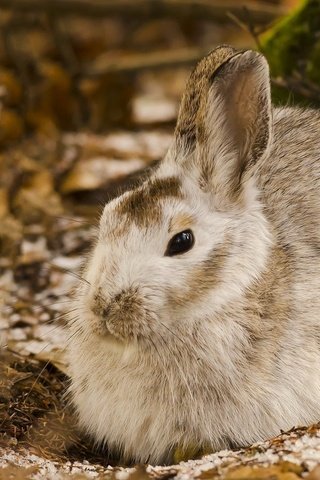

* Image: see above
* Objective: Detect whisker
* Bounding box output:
[44,262,91,287]
[24,358,52,400]
[159,321,188,349]
[51,307,80,322]
[53,215,95,227]
[65,327,85,347]
[31,299,74,310]
[31,312,80,341]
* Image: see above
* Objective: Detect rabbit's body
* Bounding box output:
[68,47,320,465]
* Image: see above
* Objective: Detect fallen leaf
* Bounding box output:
[0,464,39,480]
[0,109,24,147]
[0,69,22,106]
[306,465,320,480]
[225,464,302,480]
[13,170,63,223]
[60,156,145,193]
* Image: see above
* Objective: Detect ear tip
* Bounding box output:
[232,49,270,73]
[206,46,268,65]
[207,44,237,56]
[205,44,238,64]
[208,49,270,85]
[203,48,270,86]
[191,46,269,86]
[193,45,238,78]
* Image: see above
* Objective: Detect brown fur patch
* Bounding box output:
[168,213,194,234]
[198,161,214,191]
[115,176,182,228]
[238,244,293,371]
[167,241,229,308]
[245,246,292,324]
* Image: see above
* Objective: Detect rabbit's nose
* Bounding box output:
[91,286,147,341]
[101,304,111,319]
[90,288,110,318]
[91,302,111,320]
[91,289,128,319]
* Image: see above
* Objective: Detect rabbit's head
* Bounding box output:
[76,47,273,351]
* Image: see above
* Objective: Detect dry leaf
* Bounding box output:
[0,109,24,147]
[0,69,22,106]
[132,94,177,124]
[306,466,320,480]
[61,157,145,193]
[225,464,302,480]
[0,465,39,480]
[13,170,63,223]
[0,189,23,257]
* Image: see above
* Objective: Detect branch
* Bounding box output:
[272,76,320,103]
[0,0,288,24]
[84,47,211,77]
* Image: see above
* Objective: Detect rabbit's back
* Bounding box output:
[258,107,320,249]
[257,107,320,325]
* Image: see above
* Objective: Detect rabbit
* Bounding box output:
[67,45,320,466]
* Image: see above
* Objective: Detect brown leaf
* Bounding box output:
[225,464,302,480]
[0,188,23,257]
[0,69,22,106]
[0,109,24,147]
[13,170,63,223]
[306,466,320,480]
[34,348,69,376]
[0,465,39,480]
[60,157,145,193]
[198,468,219,480]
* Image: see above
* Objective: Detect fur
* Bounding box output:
[67,46,320,465]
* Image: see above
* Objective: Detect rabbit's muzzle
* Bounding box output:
[90,287,151,341]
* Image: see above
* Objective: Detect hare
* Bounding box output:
[68,45,320,465]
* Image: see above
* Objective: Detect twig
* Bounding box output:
[242,6,263,50]
[272,76,320,103]
[0,0,289,24]
[227,8,267,51]
[84,46,211,78]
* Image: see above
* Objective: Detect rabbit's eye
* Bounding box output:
[165,230,194,256]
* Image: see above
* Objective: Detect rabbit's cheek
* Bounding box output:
[165,242,228,310]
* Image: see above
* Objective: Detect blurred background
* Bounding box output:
[0,0,297,135]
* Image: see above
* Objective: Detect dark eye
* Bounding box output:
[165,229,195,257]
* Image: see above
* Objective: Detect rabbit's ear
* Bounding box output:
[197,50,272,208]
[175,45,237,152]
